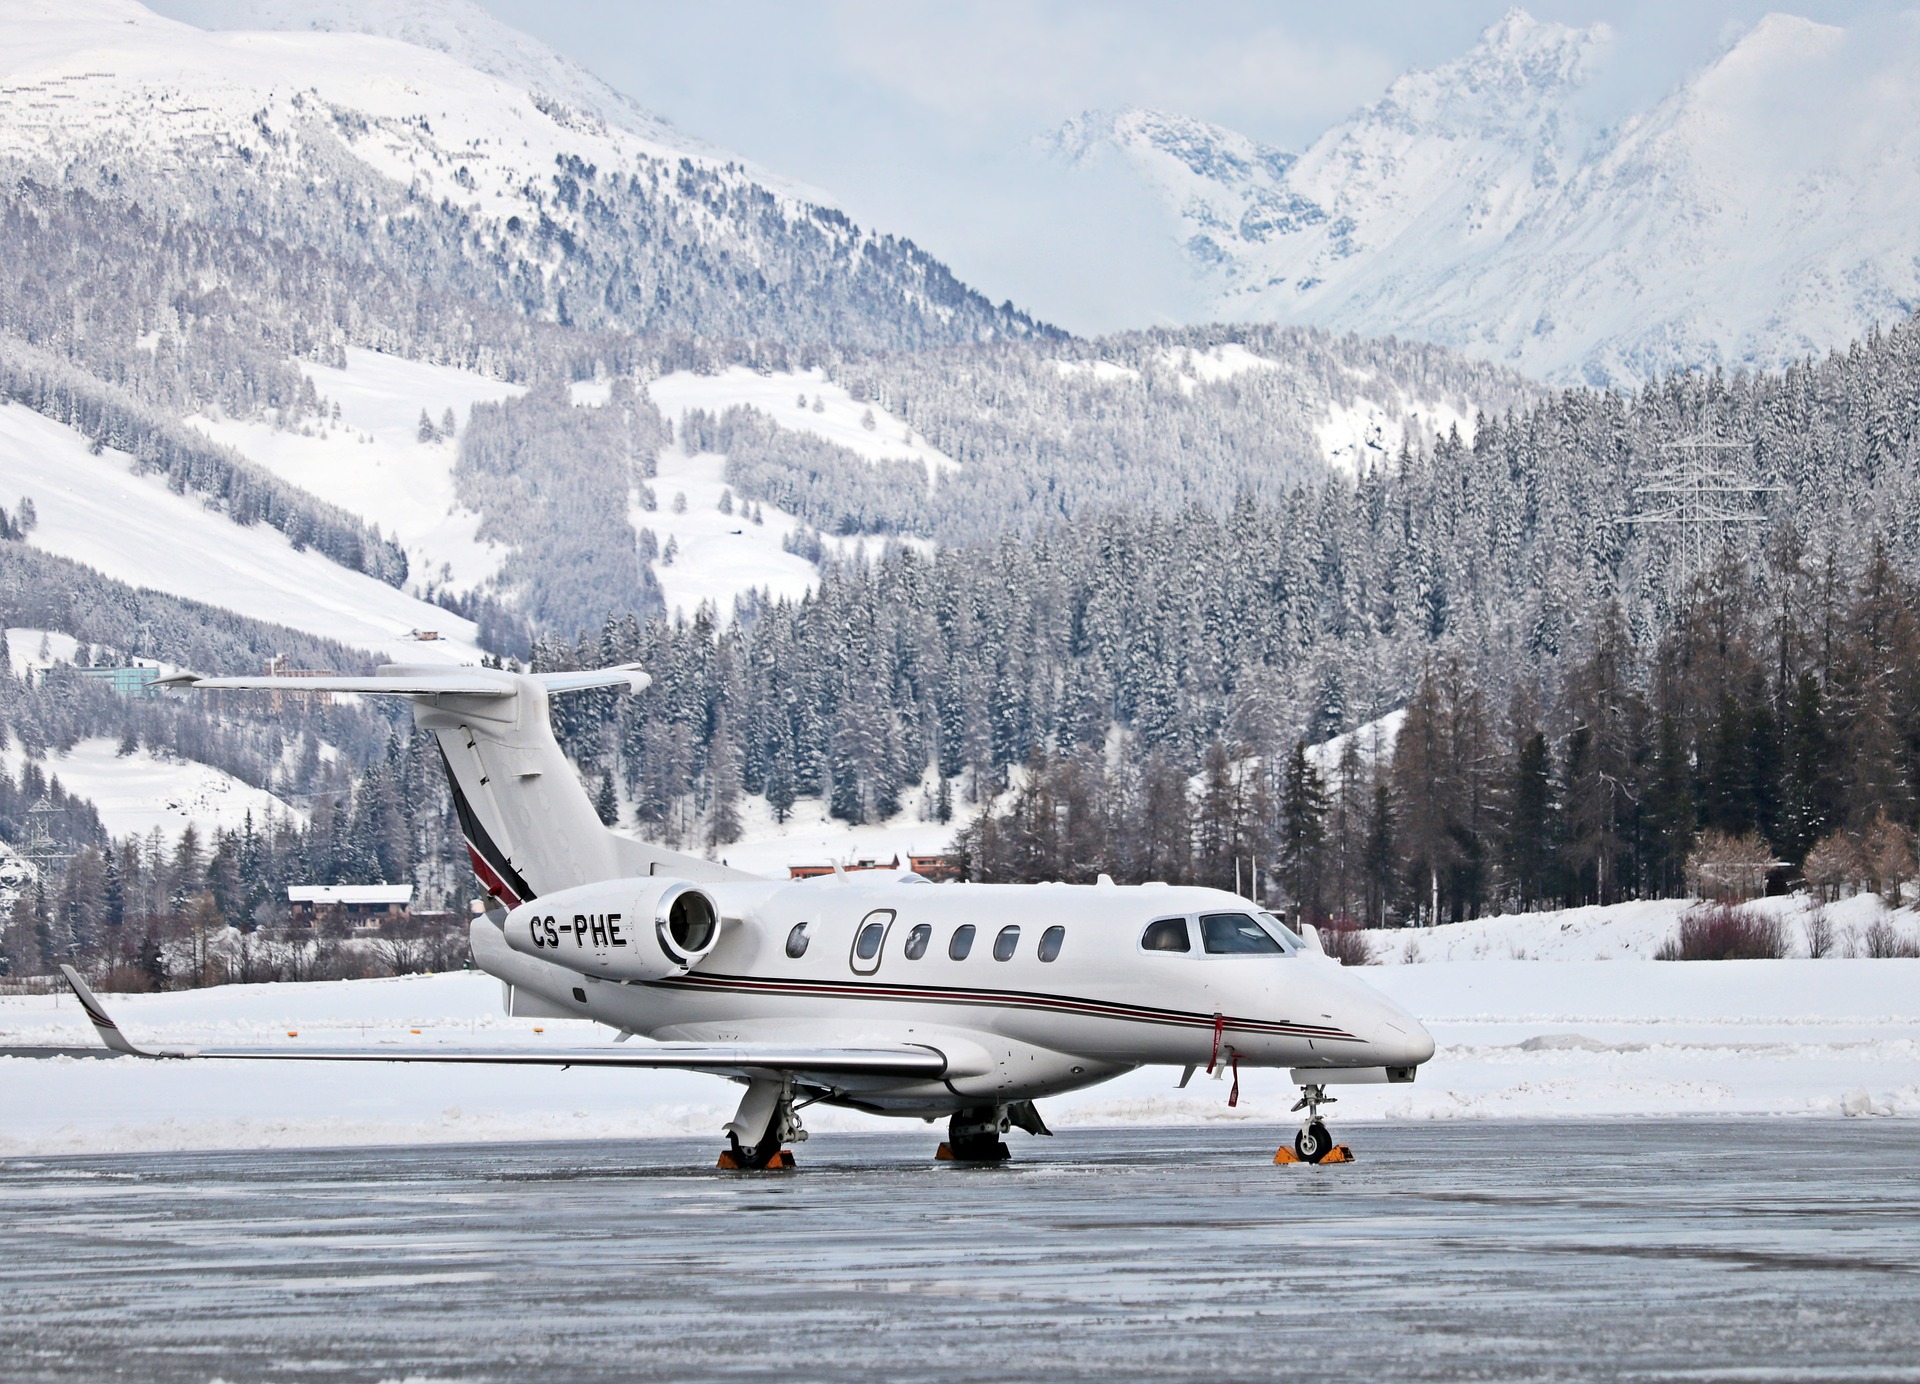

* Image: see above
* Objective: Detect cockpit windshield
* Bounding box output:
[1200,912,1289,954]
[1256,911,1306,952]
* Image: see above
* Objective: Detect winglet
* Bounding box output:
[59,965,144,1056]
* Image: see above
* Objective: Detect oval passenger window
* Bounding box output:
[948,924,976,960]
[903,923,932,960]
[785,922,810,959]
[993,925,1020,961]
[855,921,887,961]
[1038,925,1064,962]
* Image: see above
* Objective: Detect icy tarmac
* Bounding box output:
[4,1123,1918,1381]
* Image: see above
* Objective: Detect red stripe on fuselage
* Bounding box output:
[651,971,1361,1042]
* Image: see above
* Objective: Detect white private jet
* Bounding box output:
[61,664,1433,1167]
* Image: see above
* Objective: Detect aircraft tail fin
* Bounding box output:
[168,664,760,899]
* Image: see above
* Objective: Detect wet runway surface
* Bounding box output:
[3,1120,1918,1382]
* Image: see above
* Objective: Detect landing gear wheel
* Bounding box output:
[1281,1082,1342,1164]
[719,1077,805,1170]
[725,1124,785,1171]
[942,1107,1012,1162]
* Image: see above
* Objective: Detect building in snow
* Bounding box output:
[287,884,414,931]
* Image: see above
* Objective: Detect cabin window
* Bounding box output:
[903,922,932,960]
[1201,912,1288,954]
[948,924,976,960]
[993,925,1021,961]
[1140,916,1191,953]
[849,909,895,975]
[1038,925,1065,962]
[785,922,810,959]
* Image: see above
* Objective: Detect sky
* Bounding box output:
[460,1,1897,334]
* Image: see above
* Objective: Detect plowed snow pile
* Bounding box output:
[4,897,1917,1155]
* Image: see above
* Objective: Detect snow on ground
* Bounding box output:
[645,367,958,478]
[1050,346,1279,395]
[0,398,481,662]
[1316,396,1475,476]
[640,442,925,624]
[4,627,79,682]
[1306,708,1405,777]
[1161,342,1275,384]
[6,736,302,838]
[640,444,826,622]
[711,781,957,879]
[1050,358,1143,384]
[192,347,523,595]
[5,941,1918,1155]
[1365,892,1920,964]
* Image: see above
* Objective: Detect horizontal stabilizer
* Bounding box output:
[158,664,650,699]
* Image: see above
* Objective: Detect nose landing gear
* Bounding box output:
[1276,1083,1355,1165]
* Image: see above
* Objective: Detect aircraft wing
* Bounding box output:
[58,967,948,1079]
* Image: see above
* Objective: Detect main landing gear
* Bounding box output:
[937,1101,1052,1163]
[1275,1083,1355,1165]
[718,1077,807,1171]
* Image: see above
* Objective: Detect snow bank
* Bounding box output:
[1370,892,1919,964]
[5,943,1918,1156]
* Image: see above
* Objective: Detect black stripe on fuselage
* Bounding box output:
[436,741,537,904]
[650,971,1361,1042]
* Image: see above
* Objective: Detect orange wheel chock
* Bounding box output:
[1274,1144,1356,1165]
[717,1149,796,1171]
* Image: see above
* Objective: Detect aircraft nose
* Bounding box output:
[1373,1013,1436,1067]
[1350,986,1435,1067]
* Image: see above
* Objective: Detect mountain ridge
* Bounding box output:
[1060,7,1920,386]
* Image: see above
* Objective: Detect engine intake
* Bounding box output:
[502,878,722,982]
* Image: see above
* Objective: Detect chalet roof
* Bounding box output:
[287,884,414,905]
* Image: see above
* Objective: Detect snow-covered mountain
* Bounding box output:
[1057,8,1920,386]
[0,0,1047,353]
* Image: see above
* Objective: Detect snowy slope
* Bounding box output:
[1062,9,1920,386]
[641,444,829,623]
[0,398,480,661]
[4,627,78,682]
[148,0,743,174]
[192,348,522,596]
[0,0,1037,356]
[647,368,958,479]
[631,368,948,621]
[0,0,726,226]
[8,736,302,838]
[0,0,707,333]
[1047,344,1478,475]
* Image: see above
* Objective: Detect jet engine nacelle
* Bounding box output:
[502,877,720,982]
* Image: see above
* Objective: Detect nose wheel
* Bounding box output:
[1277,1083,1354,1165]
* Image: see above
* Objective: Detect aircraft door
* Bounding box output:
[848,909,896,976]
